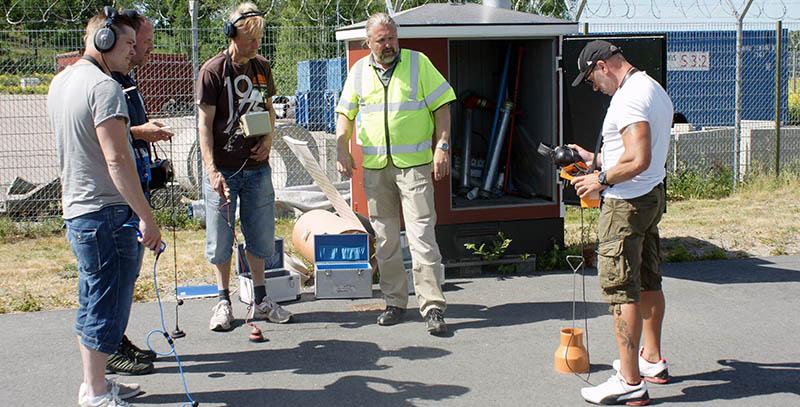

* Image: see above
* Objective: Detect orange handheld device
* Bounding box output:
[558,163,600,209]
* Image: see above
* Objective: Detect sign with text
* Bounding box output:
[667,51,710,71]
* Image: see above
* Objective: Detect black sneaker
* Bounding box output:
[120,335,157,363]
[106,351,154,376]
[377,306,405,326]
[425,308,447,335]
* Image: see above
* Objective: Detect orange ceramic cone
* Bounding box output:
[554,327,589,373]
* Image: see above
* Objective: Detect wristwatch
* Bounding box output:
[436,141,450,152]
[598,171,612,187]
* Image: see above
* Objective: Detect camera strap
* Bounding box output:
[590,131,602,172]
[81,55,103,71]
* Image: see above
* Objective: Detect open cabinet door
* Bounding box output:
[561,34,667,205]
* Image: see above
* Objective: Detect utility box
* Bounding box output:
[237,239,301,304]
[314,234,373,299]
[336,3,668,265]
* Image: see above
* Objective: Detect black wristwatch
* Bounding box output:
[598,171,613,187]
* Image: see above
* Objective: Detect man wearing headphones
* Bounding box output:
[105,11,173,377]
[197,2,291,332]
[48,7,162,406]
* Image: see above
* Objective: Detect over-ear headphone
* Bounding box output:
[223,11,263,38]
[94,6,118,53]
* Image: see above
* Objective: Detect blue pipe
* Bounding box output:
[488,45,513,150]
[484,44,513,182]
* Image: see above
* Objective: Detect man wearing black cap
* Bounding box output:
[569,40,673,405]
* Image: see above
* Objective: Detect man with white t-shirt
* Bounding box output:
[569,40,673,406]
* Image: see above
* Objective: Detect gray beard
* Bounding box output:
[374,51,398,65]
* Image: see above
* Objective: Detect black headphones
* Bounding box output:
[94,6,118,53]
[223,11,263,38]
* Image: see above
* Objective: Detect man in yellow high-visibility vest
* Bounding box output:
[335,12,455,336]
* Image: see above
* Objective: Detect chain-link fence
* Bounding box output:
[0,24,344,220]
[588,20,800,179]
[2,2,800,220]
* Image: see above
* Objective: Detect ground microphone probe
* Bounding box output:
[121,224,199,407]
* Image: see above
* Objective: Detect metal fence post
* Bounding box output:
[732,0,756,190]
[673,133,679,175]
[776,20,782,176]
[734,18,742,190]
[189,0,202,200]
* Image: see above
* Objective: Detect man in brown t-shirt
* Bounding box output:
[196,1,292,332]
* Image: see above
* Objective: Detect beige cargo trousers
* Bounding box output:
[363,163,446,317]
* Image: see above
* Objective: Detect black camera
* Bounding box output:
[149,158,174,190]
[537,143,583,168]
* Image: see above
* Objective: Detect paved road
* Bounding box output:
[1,256,798,406]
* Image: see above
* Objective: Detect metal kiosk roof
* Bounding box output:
[335,3,578,41]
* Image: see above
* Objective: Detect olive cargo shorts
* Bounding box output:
[597,184,665,305]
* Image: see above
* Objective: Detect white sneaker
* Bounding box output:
[79,379,141,404]
[78,390,132,406]
[250,296,292,324]
[612,349,670,384]
[580,372,650,405]
[209,300,234,331]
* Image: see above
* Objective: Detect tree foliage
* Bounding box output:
[1,1,573,91]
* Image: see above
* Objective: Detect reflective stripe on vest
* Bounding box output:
[361,139,432,156]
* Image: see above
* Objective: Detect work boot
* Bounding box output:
[425,308,448,335]
[580,372,650,405]
[377,306,405,326]
[119,335,156,363]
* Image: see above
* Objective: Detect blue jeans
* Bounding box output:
[204,165,275,263]
[67,205,144,354]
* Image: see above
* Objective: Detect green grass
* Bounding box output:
[0,216,64,242]
[667,166,734,201]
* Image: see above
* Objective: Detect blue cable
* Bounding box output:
[124,223,198,406]
[146,248,198,407]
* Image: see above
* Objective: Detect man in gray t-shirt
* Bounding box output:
[47,7,161,406]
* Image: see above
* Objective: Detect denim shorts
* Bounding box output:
[67,205,144,354]
[204,165,275,264]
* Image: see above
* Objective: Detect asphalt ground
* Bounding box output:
[1,255,799,406]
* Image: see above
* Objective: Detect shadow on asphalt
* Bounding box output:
[134,375,470,406]
[657,359,800,403]
[158,339,450,376]
[662,257,800,284]
[445,301,609,334]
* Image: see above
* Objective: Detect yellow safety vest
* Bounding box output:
[335,49,456,169]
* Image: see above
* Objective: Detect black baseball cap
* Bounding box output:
[571,40,622,87]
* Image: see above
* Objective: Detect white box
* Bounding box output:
[239,269,302,304]
[236,239,300,304]
[314,234,374,299]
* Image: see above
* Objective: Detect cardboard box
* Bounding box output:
[314,234,373,299]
